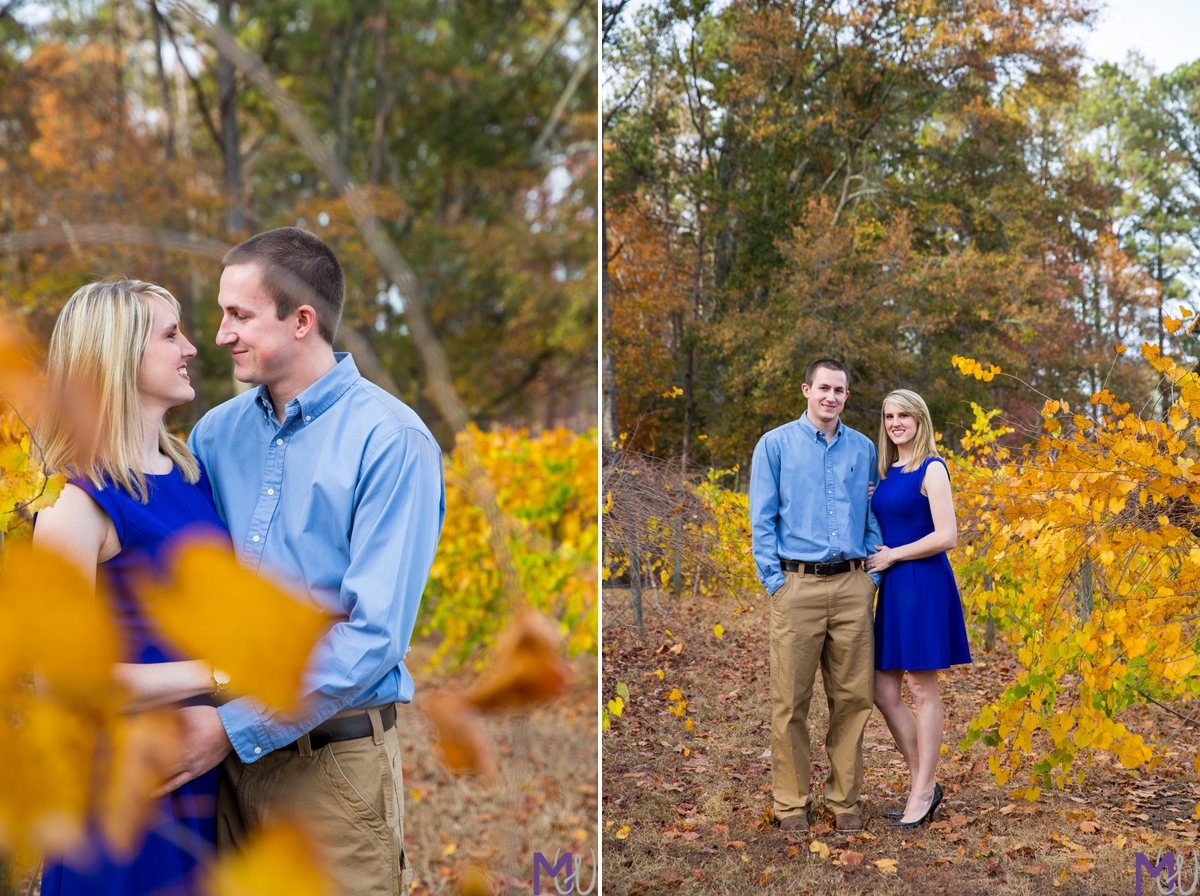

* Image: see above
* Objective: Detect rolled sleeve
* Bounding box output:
[219,427,446,761]
[749,435,785,596]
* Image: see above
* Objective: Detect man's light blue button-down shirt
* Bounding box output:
[188,353,445,763]
[749,413,882,597]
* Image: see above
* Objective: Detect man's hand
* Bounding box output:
[865,544,896,573]
[152,705,233,798]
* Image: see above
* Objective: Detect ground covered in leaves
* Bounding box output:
[602,587,1200,895]
[400,640,598,895]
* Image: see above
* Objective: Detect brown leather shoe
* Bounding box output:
[834,813,863,832]
[779,814,810,833]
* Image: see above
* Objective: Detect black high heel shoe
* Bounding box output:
[887,783,942,828]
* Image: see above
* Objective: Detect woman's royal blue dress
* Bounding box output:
[40,464,230,896]
[871,455,972,671]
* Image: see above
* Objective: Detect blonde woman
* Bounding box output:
[865,389,971,828]
[34,280,230,895]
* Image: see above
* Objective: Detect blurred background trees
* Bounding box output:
[603,0,1200,467]
[1,0,597,446]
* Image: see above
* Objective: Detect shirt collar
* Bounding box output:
[255,352,361,423]
[797,411,843,442]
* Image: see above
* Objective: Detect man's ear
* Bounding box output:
[801,382,811,399]
[294,305,318,340]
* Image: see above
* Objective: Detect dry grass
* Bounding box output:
[397,639,598,895]
[602,587,1200,896]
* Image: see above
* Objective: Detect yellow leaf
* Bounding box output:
[810,840,830,859]
[654,669,665,680]
[0,545,121,711]
[616,825,630,840]
[713,624,724,638]
[668,688,683,701]
[608,697,624,718]
[442,843,457,857]
[144,541,332,710]
[97,710,183,860]
[685,718,694,731]
[207,822,333,896]
[873,858,898,874]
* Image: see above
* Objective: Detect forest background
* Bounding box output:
[0,0,599,893]
[603,0,1200,465]
[602,1,1200,892]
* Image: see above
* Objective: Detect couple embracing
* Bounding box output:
[33,227,444,895]
[749,358,972,833]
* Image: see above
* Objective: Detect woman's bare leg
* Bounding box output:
[873,669,920,797]
[899,669,944,822]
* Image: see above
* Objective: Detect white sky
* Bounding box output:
[1078,0,1200,73]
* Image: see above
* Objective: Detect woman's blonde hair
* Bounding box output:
[38,279,199,502]
[877,388,939,478]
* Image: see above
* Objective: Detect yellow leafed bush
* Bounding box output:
[420,425,597,668]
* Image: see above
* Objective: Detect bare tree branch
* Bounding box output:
[0,224,229,260]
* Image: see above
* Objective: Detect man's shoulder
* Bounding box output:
[757,418,804,447]
[340,379,438,450]
[838,423,875,451]
[192,389,261,438]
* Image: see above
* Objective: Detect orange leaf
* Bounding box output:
[424,691,496,779]
[465,609,573,711]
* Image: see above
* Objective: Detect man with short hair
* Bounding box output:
[749,359,881,834]
[166,226,445,893]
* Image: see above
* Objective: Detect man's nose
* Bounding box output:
[215,322,236,346]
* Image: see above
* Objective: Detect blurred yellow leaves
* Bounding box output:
[0,544,120,709]
[422,426,597,668]
[207,822,332,896]
[0,546,121,862]
[144,540,333,711]
[98,709,183,860]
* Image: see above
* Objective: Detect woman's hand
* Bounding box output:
[866,544,897,573]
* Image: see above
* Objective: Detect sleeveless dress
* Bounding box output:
[40,464,231,896]
[871,455,972,671]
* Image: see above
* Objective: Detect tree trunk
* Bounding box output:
[149,2,176,159]
[602,205,618,451]
[368,0,390,186]
[681,341,694,473]
[181,262,205,423]
[217,0,243,234]
[629,549,645,635]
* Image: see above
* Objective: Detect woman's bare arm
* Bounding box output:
[33,484,216,710]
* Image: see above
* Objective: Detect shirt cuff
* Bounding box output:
[763,574,785,596]
[869,571,881,587]
[218,696,277,763]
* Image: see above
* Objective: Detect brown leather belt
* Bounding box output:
[280,703,397,751]
[780,558,864,576]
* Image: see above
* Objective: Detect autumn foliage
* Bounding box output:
[950,326,1200,803]
[421,425,598,669]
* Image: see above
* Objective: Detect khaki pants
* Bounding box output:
[217,706,413,895]
[769,567,875,819]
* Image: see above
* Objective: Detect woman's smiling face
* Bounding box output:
[883,401,918,449]
[138,297,196,410]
